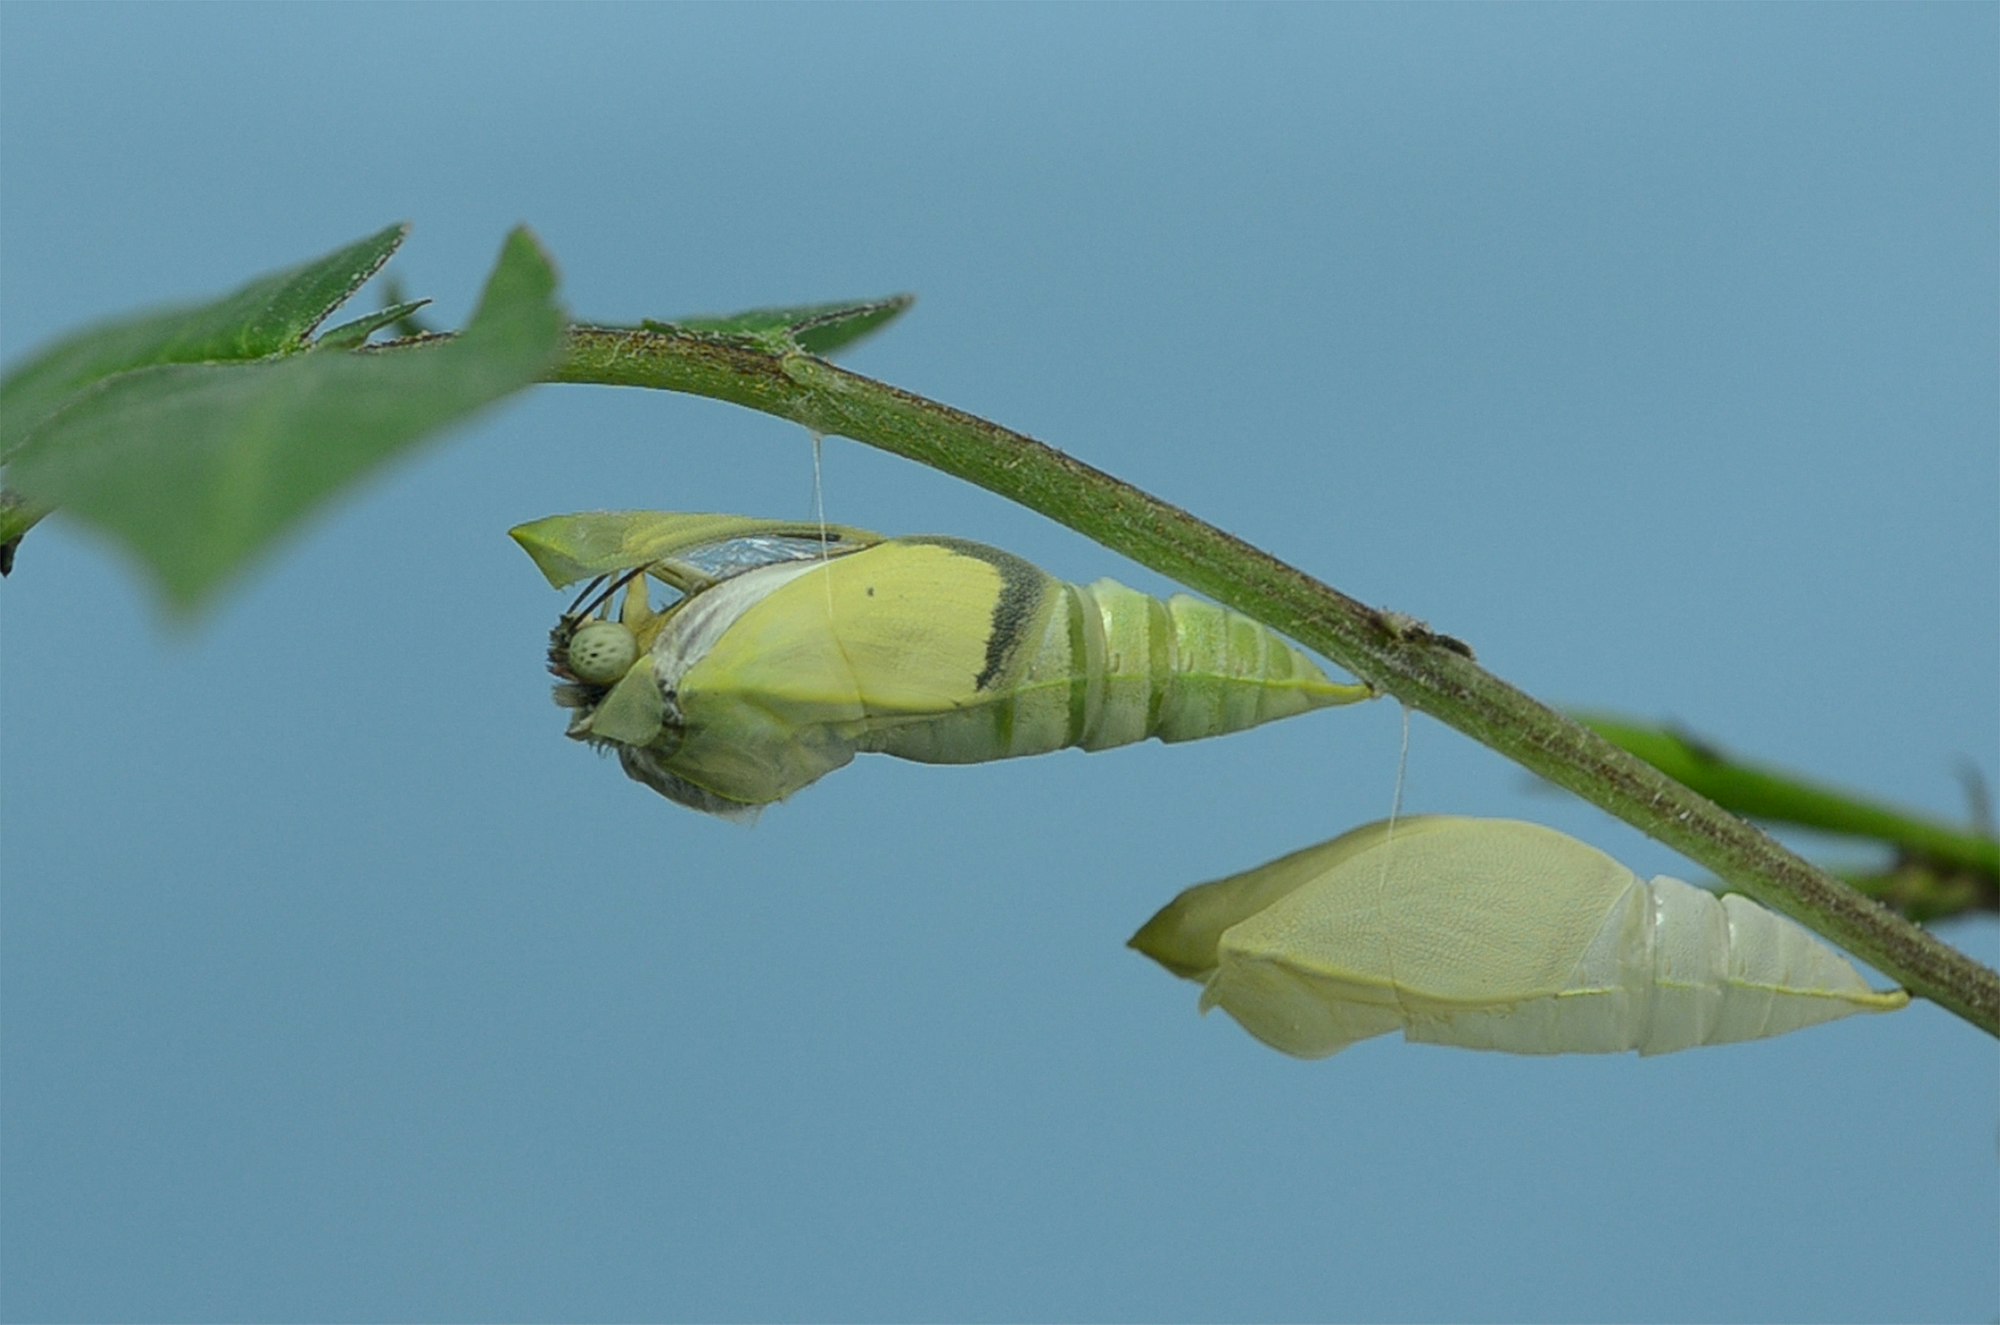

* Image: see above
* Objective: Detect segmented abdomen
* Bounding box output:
[1402,876,1904,1056]
[866,577,1367,765]
[1634,879,1900,1053]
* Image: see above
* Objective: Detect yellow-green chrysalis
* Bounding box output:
[1130,816,1908,1057]
[513,511,1373,817]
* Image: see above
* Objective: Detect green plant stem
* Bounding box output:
[575,325,1982,1036]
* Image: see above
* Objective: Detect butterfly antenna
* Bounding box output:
[567,568,646,623]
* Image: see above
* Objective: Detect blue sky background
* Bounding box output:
[2,6,1995,1322]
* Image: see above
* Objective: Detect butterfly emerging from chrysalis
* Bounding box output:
[512,511,1374,817]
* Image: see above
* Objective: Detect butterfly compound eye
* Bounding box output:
[566,621,639,685]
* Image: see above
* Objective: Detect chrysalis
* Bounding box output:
[1129,816,1908,1057]
[512,511,1374,816]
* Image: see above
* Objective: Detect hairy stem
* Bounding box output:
[551,324,2000,1038]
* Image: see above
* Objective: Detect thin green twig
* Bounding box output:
[1580,714,2000,892]
[549,324,2000,1039]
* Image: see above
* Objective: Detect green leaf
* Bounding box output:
[314,300,434,350]
[6,227,564,613]
[1576,713,2000,878]
[0,223,408,463]
[645,294,913,356]
[0,491,36,574]
[375,274,439,338]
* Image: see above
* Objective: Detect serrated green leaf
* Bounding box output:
[1577,713,2000,878]
[315,300,434,350]
[649,294,913,356]
[6,228,564,613]
[0,223,408,463]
